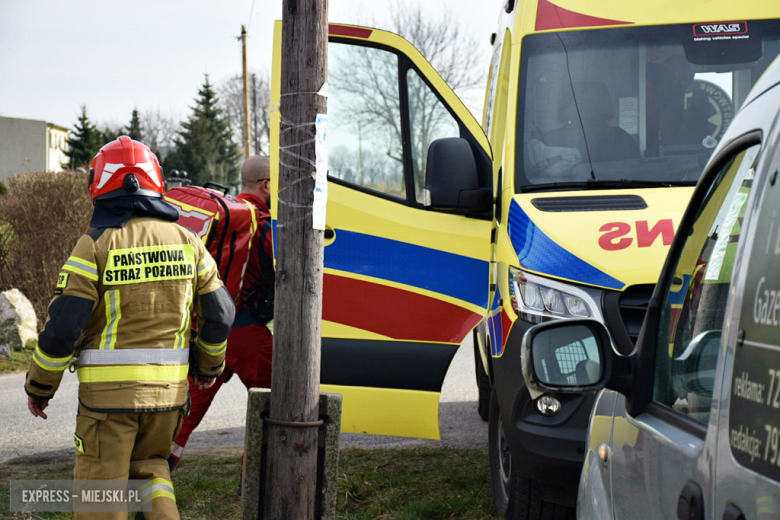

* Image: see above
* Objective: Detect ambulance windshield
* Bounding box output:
[516,19,780,192]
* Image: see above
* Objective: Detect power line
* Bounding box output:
[247,0,257,32]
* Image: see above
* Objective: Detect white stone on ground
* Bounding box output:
[0,288,38,357]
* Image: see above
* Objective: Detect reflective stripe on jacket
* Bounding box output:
[25,216,234,412]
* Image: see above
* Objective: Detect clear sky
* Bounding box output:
[0,0,500,131]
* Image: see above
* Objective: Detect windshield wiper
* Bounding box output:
[519,179,697,193]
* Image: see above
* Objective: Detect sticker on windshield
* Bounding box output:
[692,80,734,140]
[693,21,749,41]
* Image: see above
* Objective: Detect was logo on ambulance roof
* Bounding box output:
[693,21,748,37]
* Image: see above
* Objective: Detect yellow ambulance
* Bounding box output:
[269,1,780,518]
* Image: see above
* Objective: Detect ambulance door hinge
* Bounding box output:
[491,228,497,244]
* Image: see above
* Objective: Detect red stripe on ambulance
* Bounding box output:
[322,273,481,344]
[328,25,373,39]
[535,0,633,31]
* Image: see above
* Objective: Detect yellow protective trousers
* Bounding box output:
[73,405,185,520]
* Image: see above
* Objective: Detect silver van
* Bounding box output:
[520,56,780,520]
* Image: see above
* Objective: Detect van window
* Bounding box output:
[653,144,760,424]
[407,68,460,202]
[328,43,406,199]
[515,20,780,191]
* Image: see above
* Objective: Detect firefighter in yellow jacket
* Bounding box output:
[24,136,234,520]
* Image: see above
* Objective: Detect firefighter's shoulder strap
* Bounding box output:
[246,213,274,324]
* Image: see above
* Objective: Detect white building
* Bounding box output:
[0,116,70,183]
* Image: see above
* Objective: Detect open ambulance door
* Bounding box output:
[270,22,493,439]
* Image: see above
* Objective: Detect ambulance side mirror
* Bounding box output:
[521,319,613,395]
[424,137,491,211]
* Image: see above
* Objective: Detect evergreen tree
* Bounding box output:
[63,105,101,170]
[168,75,240,186]
[125,109,143,141]
[99,124,122,145]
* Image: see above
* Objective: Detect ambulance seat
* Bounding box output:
[545,81,638,163]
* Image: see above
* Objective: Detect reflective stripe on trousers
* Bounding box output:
[139,477,176,505]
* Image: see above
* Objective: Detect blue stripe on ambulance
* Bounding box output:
[668,274,691,305]
[272,220,488,308]
[487,290,503,356]
[507,201,625,290]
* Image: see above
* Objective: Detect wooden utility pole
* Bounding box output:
[241,24,251,159]
[252,73,259,154]
[264,0,328,517]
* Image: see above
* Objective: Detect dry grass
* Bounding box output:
[0,172,92,325]
[0,349,32,375]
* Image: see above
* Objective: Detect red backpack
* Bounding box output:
[165,182,258,301]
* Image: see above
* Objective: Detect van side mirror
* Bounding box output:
[424,137,491,211]
[521,319,613,396]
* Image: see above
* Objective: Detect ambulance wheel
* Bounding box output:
[488,389,574,520]
[474,336,491,422]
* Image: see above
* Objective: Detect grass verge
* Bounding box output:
[337,447,495,520]
[0,349,32,375]
[1,448,495,519]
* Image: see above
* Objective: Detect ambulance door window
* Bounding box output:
[485,31,512,166]
[483,39,503,137]
[406,68,460,202]
[328,43,406,199]
[653,144,760,424]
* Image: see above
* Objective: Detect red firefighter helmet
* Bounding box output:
[89,136,165,201]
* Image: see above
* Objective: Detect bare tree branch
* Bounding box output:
[217,71,271,155]
[387,1,483,99]
[140,108,180,159]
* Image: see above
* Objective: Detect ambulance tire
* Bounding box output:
[489,389,574,520]
[474,338,491,422]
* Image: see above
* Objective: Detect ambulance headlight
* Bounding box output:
[509,268,602,322]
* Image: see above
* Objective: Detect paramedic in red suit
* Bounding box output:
[169,156,274,470]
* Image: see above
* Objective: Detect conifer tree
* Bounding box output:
[63,105,101,170]
[98,124,122,145]
[125,109,144,141]
[166,76,240,186]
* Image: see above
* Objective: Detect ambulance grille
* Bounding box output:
[617,284,655,346]
[531,195,647,212]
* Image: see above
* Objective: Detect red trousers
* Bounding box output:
[169,322,272,470]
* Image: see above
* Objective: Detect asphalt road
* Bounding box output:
[0,335,487,463]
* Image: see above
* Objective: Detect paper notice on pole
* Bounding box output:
[313,113,328,230]
[317,82,328,99]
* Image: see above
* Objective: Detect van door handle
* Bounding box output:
[723,504,745,520]
[677,480,704,520]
